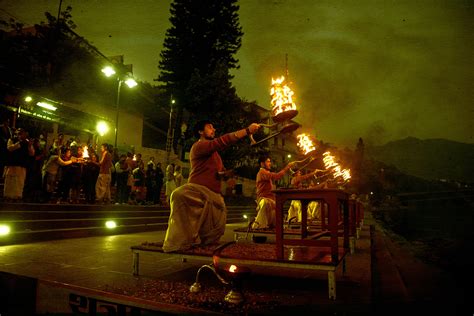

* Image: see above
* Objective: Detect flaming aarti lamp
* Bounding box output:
[322,151,351,184]
[250,76,300,146]
[82,145,90,160]
[289,133,319,173]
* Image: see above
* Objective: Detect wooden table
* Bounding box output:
[274,188,350,263]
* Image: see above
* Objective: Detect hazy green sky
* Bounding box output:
[1,0,472,147]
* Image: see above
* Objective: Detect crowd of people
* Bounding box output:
[0,118,183,205]
[2,116,350,253]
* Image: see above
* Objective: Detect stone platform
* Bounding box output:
[0,211,467,315]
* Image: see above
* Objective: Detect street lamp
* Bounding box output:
[166,96,176,163]
[101,66,137,149]
[96,121,109,137]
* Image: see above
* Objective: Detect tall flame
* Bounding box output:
[297,133,316,155]
[322,151,338,169]
[83,146,89,158]
[323,151,351,181]
[270,76,297,116]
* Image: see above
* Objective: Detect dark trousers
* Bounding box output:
[153,183,163,204]
[116,172,129,203]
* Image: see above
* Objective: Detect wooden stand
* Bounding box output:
[274,188,350,262]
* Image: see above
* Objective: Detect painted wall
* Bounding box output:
[66,101,143,152]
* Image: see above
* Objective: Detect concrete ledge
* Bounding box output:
[0,271,221,315]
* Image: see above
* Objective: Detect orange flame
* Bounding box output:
[83,146,89,158]
[341,169,351,181]
[322,151,338,169]
[297,133,316,155]
[323,151,351,181]
[270,76,297,117]
[229,265,237,273]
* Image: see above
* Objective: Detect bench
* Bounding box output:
[130,241,347,300]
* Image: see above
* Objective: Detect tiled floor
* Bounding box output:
[1,222,376,312]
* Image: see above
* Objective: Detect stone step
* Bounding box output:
[0,203,250,245]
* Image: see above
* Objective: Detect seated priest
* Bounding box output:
[252,156,295,229]
[162,120,260,252]
[287,169,325,222]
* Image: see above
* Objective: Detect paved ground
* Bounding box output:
[0,211,469,315]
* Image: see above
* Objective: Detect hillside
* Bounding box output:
[366,137,474,183]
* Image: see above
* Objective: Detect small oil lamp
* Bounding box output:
[189,263,251,305]
[189,242,251,305]
[222,264,251,304]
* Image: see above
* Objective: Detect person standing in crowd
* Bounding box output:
[131,163,146,204]
[287,169,325,222]
[109,145,118,188]
[252,156,295,229]
[0,116,13,177]
[3,128,35,201]
[154,162,164,205]
[49,133,64,156]
[82,153,100,204]
[173,165,184,188]
[56,148,74,204]
[114,154,129,204]
[164,163,176,205]
[125,152,135,201]
[135,153,144,170]
[95,143,112,204]
[68,145,83,203]
[162,120,260,252]
[225,173,236,197]
[24,138,45,202]
[42,148,75,203]
[145,162,156,204]
[147,156,155,170]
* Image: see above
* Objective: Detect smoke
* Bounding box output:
[234,0,474,146]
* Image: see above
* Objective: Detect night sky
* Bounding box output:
[1,0,472,147]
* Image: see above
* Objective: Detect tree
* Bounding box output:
[352,137,365,192]
[0,7,158,112]
[158,0,242,99]
[157,0,244,152]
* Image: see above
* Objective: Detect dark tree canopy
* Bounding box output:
[157,0,259,169]
[157,0,243,114]
[0,7,111,103]
[0,6,155,115]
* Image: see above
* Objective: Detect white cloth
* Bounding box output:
[308,201,322,221]
[252,197,276,229]
[165,180,176,202]
[287,200,302,222]
[163,183,227,252]
[3,166,26,199]
[95,174,111,201]
[287,200,322,223]
[173,171,183,187]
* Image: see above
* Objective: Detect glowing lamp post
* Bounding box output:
[96,121,109,137]
[101,66,137,149]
